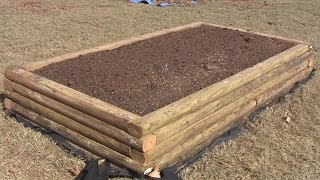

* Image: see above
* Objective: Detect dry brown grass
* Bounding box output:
[0,0,319,179]
[0,111,85,179]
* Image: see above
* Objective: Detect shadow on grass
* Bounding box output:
[7,113,140,179]
[0,93,4,103]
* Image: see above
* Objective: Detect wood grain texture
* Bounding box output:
[5,100,151,173]
[153,52,312,144]
[4,68,140,132]
[4,91,132,157]
[128,44,310,138]
[156,99,257,169]
[3,79,155,152]
[132,57,312,164]
[156,66,313,169]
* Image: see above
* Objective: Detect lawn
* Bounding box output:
[0,0,319,179]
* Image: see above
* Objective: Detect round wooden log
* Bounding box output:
[255,68,313,107]
[152,52,313,145]
[156,99,257,169]
[132,60,312,164]
[4,67,140,132]
[132,98,255,164]
[156,66,313,169]
[7,100,151,173]
[128,44,310,138]
[4,79,156,152]
[5,91,131,157]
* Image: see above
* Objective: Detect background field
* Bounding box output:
[0,0,319,179]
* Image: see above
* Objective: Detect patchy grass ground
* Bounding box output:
[0,0,319,179]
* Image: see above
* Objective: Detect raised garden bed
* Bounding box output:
[3,22,314,174]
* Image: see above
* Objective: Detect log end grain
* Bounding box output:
[141,134,157,152]
[4,98,13,110]
[308,56,315,68]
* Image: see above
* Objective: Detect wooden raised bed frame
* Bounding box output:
[3,22,314,174]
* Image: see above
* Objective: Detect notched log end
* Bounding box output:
[128,121,147,138]
[131,149,147,164]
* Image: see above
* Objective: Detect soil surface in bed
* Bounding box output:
[35,25,296,115]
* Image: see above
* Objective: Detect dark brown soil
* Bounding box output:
[35,25,296,115]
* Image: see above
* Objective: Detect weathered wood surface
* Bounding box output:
[3,79,155,152]
[131,57,312,164]
[156,66,313,169]
[4,100,151,174]
[5,68,140,132]
[4,91,132,157]
[256,58,314,108]
[156,99,257,169]
[128,44,310,138]
[22,22,204,71]
[152,52,312,144]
